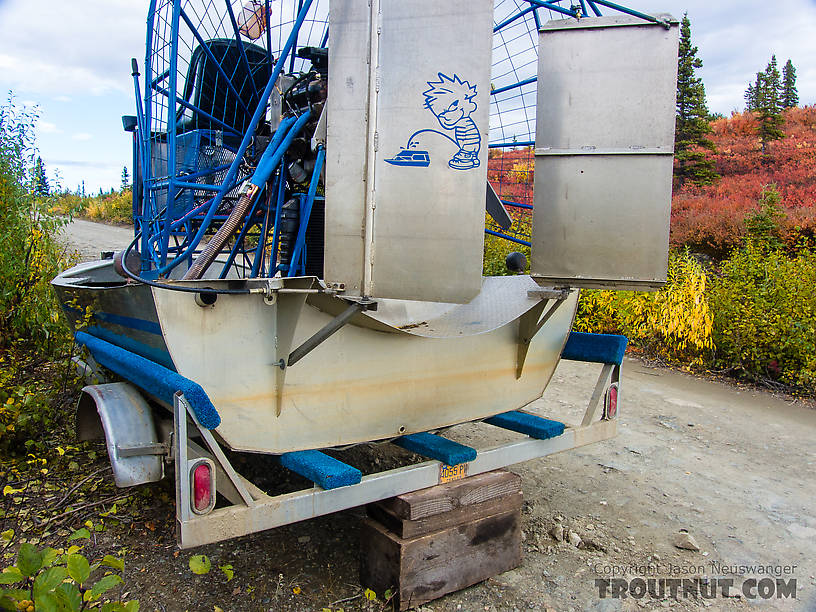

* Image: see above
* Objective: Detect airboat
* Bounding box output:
[53,0,678,547]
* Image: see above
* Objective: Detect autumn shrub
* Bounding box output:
[573,251,713,365]
[0,100,76,455]
[671,107,816,256]
[483,216,531,276]
[49,192,85,216]
[0,100,72,353]
[81,190,133,224]
[709,242,816,390]
[488,147,534,207]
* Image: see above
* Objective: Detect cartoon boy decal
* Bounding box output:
[423,73,481,170]
[384,72,482,171]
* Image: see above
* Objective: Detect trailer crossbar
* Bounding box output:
[176,415,616,548]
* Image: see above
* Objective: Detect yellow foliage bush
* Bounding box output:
[509,159,534,184]
[82,190,133,224]
[483,215,531,276]
[574,251,714,365]
[53,190,133,224]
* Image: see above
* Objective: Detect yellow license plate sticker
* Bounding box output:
[438,462,468,484]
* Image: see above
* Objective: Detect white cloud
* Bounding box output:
[0,0,145,97]
[72,133,93,141]
[37,120,62,134]
[624,0,816,113]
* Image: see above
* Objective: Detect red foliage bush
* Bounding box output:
[672,107,816,256]
[488,147,534,207]
[490,109,816,257]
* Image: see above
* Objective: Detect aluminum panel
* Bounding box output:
[536,15,678,151]
[324,0,371,295]
[152,279,578,454]
[326,0,493,303]
[532,15,678,290]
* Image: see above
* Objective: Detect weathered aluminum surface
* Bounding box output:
[55,262,577,455]
[324,0,372,297]
[52,258,251,369]
[77,383,164,487]
[152,275,577,454]
[325,0,492,303]
[52,260,174,369]
[367,276,557,338]
[532,15,678,290]
[176,418,617,548]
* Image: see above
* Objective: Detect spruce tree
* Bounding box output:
[744,82,756,112]
[32,156,49,197]
[674,13,717,187]
[782,59,799,108]
[121,166,131,191]
[745,72,763,112]
[757,55,785,154]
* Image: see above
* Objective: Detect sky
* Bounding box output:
[0,0,814,193]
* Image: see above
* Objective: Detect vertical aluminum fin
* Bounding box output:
[326,0,493,302]
[532,15,679,290]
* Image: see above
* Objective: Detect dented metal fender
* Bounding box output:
[77,382,164,487]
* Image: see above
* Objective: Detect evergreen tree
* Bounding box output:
[744,83,755,111]
[674,13,718,187]
[121,166,131,191]
[744,74,761,112]
[757,55,785,154]
[32,156,49,197]
[782,59,799,108]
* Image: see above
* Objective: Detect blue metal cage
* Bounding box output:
[128,0,664,280]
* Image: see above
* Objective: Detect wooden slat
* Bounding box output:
[368,490,522,539]
[360,507,522,610]
[378,469,521,521]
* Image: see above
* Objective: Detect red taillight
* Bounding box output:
[192,462,212,513]
[604,383,618,420]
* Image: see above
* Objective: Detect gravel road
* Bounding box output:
[58,219,816,611]
[59,218,136,261]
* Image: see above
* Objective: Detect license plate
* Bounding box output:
[438,462,468,484]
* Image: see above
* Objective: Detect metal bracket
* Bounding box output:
[581,362,621,426]
[287,298,377,367]
[116,443,167,458]
[174,393,256,534]
[516,295,568,379]
[527,288,571,300]
[311,103,328,151]
[262,279,328,305]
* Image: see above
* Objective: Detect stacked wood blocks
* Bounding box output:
[361,470,523,610]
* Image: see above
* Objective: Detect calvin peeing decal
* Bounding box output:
[385,73,481,170]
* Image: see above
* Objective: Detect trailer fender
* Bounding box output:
[77,383,164,487]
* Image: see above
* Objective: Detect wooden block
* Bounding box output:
[368,491,523,539]
[360,507,522,610]
[378,469,521,521]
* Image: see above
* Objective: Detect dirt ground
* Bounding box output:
[56,220,816,611]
